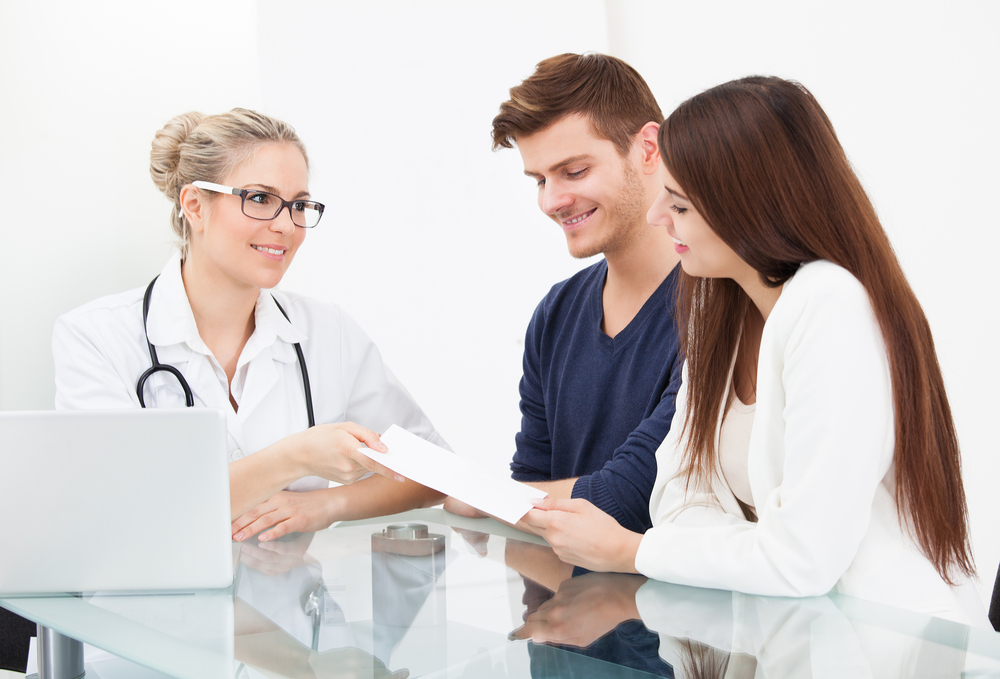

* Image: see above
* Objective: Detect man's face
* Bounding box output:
[518,114,647,259]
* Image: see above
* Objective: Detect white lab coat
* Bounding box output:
[636,261,986,626]
[52,251,447,492]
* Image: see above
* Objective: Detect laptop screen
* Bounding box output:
[0,408,233,594]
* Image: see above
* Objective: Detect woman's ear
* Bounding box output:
[179,184,208,234]
[637,121,661,176]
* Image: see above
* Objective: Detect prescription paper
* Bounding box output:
[358,424,547,524]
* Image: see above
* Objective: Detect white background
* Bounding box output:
[2,0,998,606]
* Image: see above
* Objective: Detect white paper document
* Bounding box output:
[358,424,547,524]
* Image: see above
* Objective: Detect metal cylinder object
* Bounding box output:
[35,624,84,679]
[372,523,446,557]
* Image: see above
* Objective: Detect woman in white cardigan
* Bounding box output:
[522,76,985,625]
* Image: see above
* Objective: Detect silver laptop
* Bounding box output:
[0,408,233,594]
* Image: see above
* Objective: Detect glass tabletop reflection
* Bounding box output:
[3,508,1000,678]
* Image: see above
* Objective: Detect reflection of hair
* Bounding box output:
[675,639,737,679]
[148,108,307,258]
[491,52,662,156]
[660,76,973,582]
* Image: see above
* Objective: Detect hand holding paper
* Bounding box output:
[357,425,546,524]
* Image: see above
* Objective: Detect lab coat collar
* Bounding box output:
[247,292,307,366]
[145,251,307,363]
[145,251,209,354]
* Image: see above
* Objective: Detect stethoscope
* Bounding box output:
[135,276,315,427]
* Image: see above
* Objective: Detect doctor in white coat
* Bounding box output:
[53,108,446,543]
[522,77,986,626]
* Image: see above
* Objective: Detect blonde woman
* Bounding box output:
[53,108,445,542]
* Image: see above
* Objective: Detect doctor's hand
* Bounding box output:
[520,498,643,574]
[291,422,404,486]
[232,489,339,543]
[237,531,316,576]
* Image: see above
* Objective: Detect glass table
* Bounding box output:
[3,508,1000,678]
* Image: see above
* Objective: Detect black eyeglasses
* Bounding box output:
[192,181,325,228]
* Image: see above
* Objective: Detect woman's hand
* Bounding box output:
[232,489,340,542]
[520,498,643,574]
[293,421,404,485]
[450,526,492,557]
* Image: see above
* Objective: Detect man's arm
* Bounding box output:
[509,301,555,483]
[524,477,577,498]
[564,353,683,532]
[515,295,683,533]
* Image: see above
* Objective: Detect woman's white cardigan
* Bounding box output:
[635,261,986,625]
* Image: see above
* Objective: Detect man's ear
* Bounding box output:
[179,184,207,234]
[637,121,661,176]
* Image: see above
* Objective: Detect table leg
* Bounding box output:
[35,624,84,679]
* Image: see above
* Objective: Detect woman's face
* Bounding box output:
[186,142,310,292]
[647,164,752,282]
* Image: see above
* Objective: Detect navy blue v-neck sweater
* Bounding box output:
[512,260,682,533]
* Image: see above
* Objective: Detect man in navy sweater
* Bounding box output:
[447,53,682,535]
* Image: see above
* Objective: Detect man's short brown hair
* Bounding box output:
[491,53,663,156]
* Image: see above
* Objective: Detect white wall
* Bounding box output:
[0,0,263,408]
[2,0,998,605]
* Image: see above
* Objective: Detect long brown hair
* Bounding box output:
[659,76,972,583]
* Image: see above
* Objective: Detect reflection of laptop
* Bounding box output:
[0,409,233,594]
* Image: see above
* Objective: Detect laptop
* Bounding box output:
[0,408,233,594]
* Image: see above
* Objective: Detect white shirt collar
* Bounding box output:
[145,251,306,361]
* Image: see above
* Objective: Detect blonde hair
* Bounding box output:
[148,108,308,258]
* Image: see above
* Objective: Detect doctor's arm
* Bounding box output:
[231,475,444,541]
[227,421,405,520]
[53,307,404,520]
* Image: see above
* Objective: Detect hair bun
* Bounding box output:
[149,112,205,199]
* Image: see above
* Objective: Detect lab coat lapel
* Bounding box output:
[234,292,302,422]
[139,344,194,407]
[180,352,231,410]
[237,349,279,422]
[143,252,229,409]
[163,347,249,455]
[145,252,198,349]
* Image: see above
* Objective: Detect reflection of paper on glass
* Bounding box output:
[358,424,546,524]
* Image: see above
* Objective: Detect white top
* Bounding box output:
[718,390,756,511]
[636,260,986,626]
[52,251,447,492]
[634,580,972,678]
